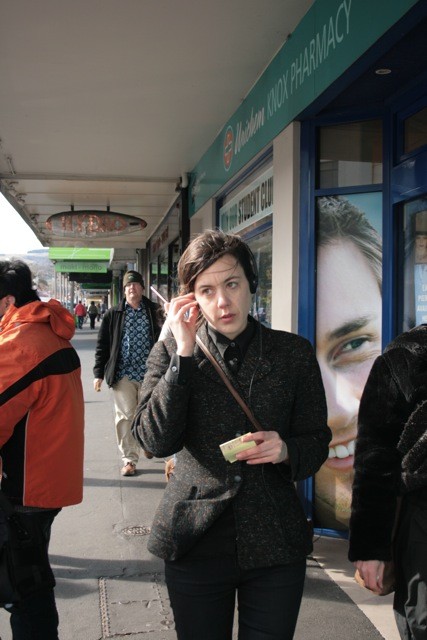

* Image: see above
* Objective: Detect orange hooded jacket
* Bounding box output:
[0,299,84,507]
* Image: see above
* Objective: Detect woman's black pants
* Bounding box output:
[165,554,306,640]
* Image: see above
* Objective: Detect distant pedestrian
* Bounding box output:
[88,301,98,329]
[93,271,162,476]
[0,259,84,639]
[74,299,86,329]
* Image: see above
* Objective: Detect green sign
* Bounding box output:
[189,0,420,215]
[55,261,108,273]
[49,247,112,261]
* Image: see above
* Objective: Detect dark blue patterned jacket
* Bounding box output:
[93,296,161,386]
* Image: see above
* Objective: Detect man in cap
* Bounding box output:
[93,271,162,475]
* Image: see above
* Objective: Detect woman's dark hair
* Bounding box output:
[0,260,40,307]
[177,229,257,294]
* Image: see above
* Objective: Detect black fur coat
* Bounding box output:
[348,325,427,562]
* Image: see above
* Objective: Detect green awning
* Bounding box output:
[48,247,112,261]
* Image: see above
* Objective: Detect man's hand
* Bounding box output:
[94,378,103,392]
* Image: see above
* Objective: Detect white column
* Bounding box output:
[271,121,301,333]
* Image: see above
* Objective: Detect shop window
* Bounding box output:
[402,198,427,331]
[318,120,382,188]
[404,106,427,155]
[218,163,273,327]
[150,262,158,295]
[158,251,169,303]
[168,242,180,299]
[244,223,272,327]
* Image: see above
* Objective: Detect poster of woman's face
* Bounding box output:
[315,194,382,530]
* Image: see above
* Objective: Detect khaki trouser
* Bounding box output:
[111,376,142,465]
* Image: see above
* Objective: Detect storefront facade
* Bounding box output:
[185,0,427,535]
[218,161,273,325]
[147,190,190,303]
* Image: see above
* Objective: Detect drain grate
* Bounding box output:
[121,525,151,536]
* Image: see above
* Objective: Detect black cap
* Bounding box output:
[123,271,144,288]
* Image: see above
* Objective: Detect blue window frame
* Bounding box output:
[300,89,427,536]
[392,92,427,334]
[299,113,387,538]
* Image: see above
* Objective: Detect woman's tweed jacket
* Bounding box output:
[133,321,331,569]
[348,324,427,562]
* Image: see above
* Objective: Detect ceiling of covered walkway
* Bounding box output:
[0,0,314,254]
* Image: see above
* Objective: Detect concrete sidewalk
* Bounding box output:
[0,328,400,639]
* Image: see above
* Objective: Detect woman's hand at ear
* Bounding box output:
[166,294,199,357]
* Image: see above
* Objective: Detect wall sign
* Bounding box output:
[45,211,146,238]
[55,261,108,273]
[219,168,273,234]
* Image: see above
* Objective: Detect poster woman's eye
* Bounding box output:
[331,334,381,367]
[340,336,367,354]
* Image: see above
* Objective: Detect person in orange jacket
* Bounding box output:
[0,260,84,640]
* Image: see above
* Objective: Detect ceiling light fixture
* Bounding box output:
[375,68,392,75]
